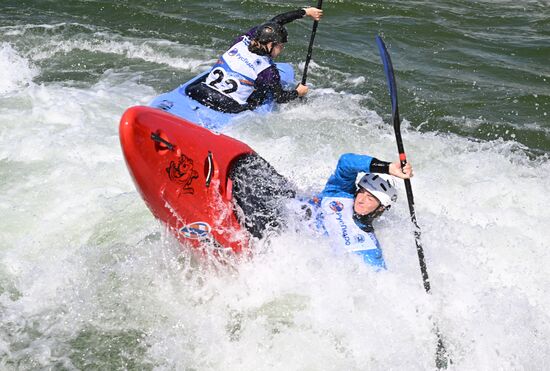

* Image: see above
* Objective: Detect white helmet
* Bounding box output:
[357,173,398,207]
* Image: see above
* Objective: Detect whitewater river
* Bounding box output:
[1,0,549,369]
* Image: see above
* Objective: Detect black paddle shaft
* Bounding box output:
[376,36,450,369]
[393,101,431,293]
[301,0,323,85]
[375,36,431,293]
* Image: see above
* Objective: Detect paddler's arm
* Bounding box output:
[389,161,413,179]
[271,7,324,24]
[236,7,323,45]
[247,66,307,108]
[322,154,373,195]
[321,153,401,196]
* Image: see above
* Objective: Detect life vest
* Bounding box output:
[205,37,273,105]
[320,196,386,268]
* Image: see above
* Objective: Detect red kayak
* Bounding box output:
[119,106,253,254]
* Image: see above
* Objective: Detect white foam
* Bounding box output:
[225,96,550,368]
[28,31,216,72]
[0,43,39,94]
[1,55,549,369]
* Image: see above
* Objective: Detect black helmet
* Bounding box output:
[254,22,288,45]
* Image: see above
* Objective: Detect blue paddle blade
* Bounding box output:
[375,36,399,117]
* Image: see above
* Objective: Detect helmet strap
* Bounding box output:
[266,42,276,56]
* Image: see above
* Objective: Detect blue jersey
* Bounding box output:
[305,154,386,269]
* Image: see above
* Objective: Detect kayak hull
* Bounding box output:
[119,106,255,254]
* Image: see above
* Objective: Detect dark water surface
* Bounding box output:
[2,0,549,153]
[1,1,550,369]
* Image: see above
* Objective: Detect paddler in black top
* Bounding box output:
[187,7,323,113]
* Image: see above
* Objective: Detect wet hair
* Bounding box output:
[248,40,270,56]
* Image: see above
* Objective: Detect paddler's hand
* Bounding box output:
[296,83,309,97]
[304,7,323,21]
[389,161,413,179]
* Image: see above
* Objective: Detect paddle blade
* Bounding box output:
[375,36,399,119]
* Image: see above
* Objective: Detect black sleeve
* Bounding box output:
[247,66,298,108]
[369,158,391,174]
[270,9,306,25]
[271,80,299,104]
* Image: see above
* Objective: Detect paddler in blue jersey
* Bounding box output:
[187,7,323,113]
[229,153,413,269]
[299,153,413,268]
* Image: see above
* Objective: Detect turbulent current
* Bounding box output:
[1,1,549,369]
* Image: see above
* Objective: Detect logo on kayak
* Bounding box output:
[157,100,173,111]
[329,201,344,212]
[180,222,212,239]
[166,154,198,194]
[228,48,238,57]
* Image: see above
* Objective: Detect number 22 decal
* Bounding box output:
[208,69,238,94]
